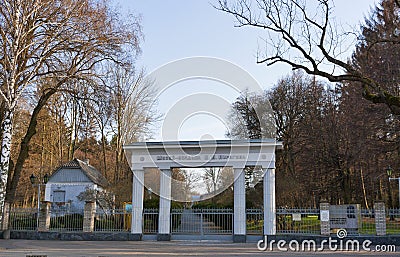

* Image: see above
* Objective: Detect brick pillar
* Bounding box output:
[374,202,386,236]
[320,202,330,235]
[38,201,51,232]
[83,201,96,233]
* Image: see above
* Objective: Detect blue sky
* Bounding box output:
[114,0,378,141]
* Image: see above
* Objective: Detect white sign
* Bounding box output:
[320,210,329,222]
[292,213,301,221]
[154,154,247,161]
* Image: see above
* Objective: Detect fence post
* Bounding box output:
[1,202,11,239]
[38,201,51,232]
[320,202,330,235]
[374,202,386,236]
[83,201,96,233]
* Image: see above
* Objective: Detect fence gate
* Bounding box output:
[171,209,233,239]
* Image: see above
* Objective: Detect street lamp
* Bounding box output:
[30,173,49,229]
[148,187,153,200]
[387,166,400,208]
[386,166,393,177]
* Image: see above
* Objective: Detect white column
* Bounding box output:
[158,169,171,240]
[264,168,276,235]
[233,168,246,242]
[131,169,144,235]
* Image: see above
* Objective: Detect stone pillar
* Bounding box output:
[263,168,276,235]
[38,201,51,232]
[320,202,330,235]
[131,169,144,240]
[374,202,386,236]
[83,201,96,233]
[1,202,11,231]
[233,168,246,242]
[1,202,11,239]
[158,169,171,241]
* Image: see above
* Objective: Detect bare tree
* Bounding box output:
[216,0,400,114]
[267,71,318,175]
[203,167,222,194]
[108,64,157,182]
[45,92,70,164]
[77,187,114,210]
[0,0,141,226]
[171,169,201,202]
[202,167,234,195]
[91,86,113,179]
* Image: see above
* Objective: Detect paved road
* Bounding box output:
[176,209,225,234]
[176,209,202,233]
[0,239,399,257]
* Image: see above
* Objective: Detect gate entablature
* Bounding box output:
[125,139,278,170]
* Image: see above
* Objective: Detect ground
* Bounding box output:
[0,240,399,257]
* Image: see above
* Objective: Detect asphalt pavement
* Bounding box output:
[0,239,399,257]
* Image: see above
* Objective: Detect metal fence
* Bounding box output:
[143,208,159,234]
[360,209,376,235]
[247,208,322,235]
[9,208,37,231]
[276,208,320,235]
[94,209,130,232]
[171,208,233,235]
[387,209,400,235]
[50,208,84,231]
[8,206,400,236]
[200,208,233,234]
[246,208,263,234]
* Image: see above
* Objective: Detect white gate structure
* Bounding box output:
[123,139,282,242]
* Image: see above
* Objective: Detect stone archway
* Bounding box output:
[123,139,282,242]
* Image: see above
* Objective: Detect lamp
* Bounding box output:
[387,166,393,177]
[388,167,400,208]
[43,174,49,184]
[30,174,36,184]
[29,173,50,230]
[30,173,49,184]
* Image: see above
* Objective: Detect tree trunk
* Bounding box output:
[58,114,63,163]
[5,89,56,206]
[0,108,14,226]
[101,127,107,179]
[360,169,369,209]
[339,169,351,203]
[68,98,78,160]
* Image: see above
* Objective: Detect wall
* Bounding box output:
[45,183,98,210]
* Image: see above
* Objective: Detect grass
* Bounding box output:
[246,215,400,235]
[247,214,321,234]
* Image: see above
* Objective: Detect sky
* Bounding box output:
[113,0,378,141]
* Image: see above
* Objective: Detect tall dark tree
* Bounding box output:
[230,94,261,139]
[227,91,275,139]
[353,0,400,113]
